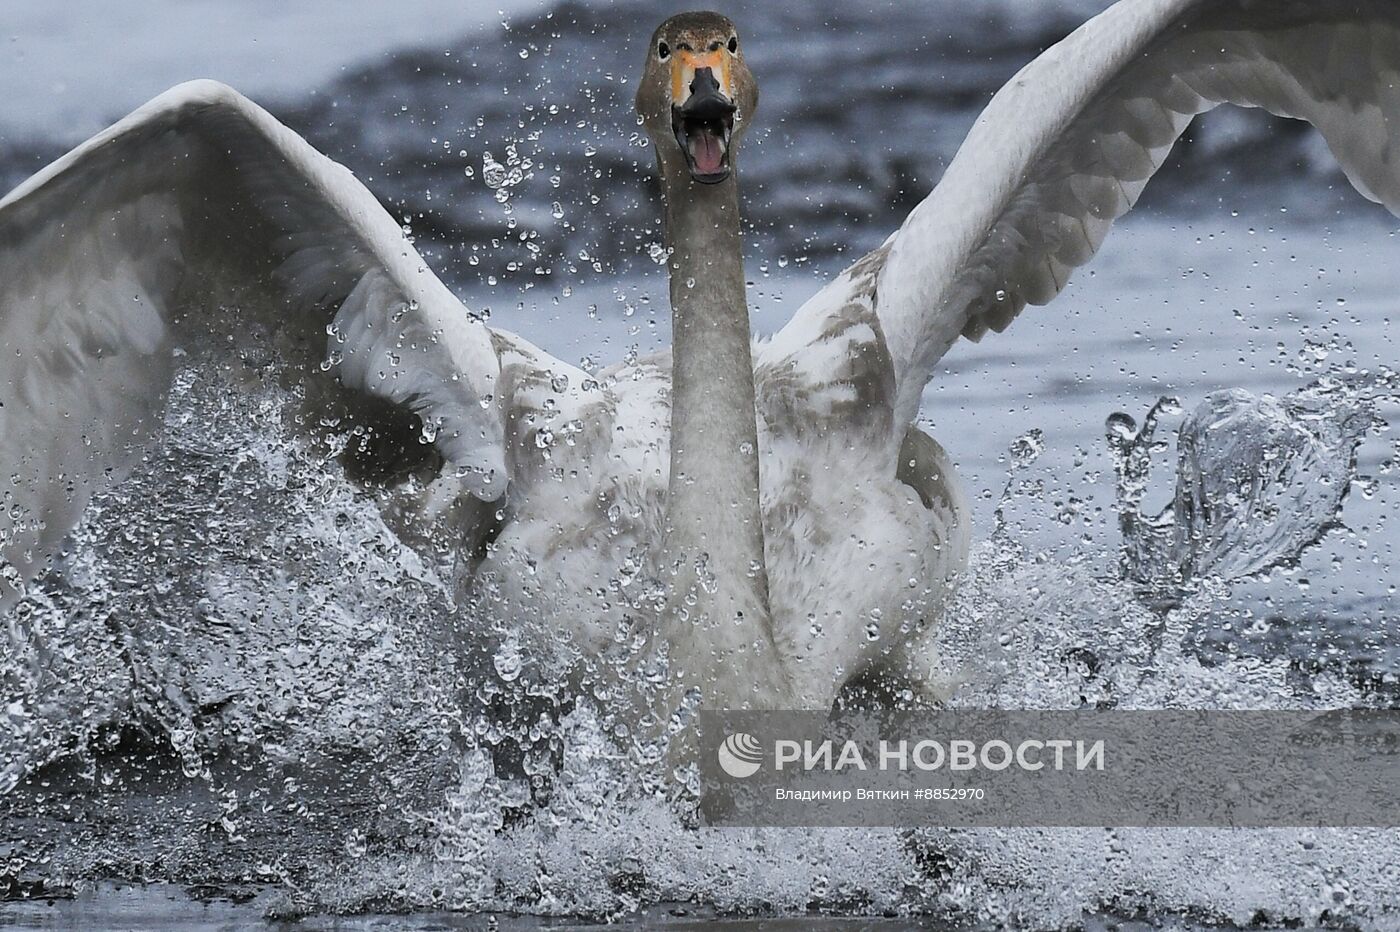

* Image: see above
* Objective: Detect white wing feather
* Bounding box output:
[767,0,1400,432]
[0,80,578,597]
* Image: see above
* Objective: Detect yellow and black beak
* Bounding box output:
[671,48,737,184]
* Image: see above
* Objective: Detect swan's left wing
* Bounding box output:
[0,81,589,607]
[763,0,1400,433]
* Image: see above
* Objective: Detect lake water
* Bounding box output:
[3,0,1400,927]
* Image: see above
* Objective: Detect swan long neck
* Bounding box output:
[659,167,790,706]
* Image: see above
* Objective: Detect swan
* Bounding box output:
[4,0,1400,719]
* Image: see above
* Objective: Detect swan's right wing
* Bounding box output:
[765,0,1400,435]
[0,81,580,602]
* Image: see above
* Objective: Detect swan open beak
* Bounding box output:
[671,52,736,184]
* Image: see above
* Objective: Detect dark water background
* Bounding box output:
[0,0,1361,289]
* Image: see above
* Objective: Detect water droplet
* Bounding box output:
[493,638,523,682]
[482,152,507,189]
[344,829,368,858]
[1009,429,1045,468]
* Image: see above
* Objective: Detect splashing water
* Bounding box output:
[3,355,1400,925]
[1109,374,1391,607]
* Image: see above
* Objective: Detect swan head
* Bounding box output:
[636,12,756,186]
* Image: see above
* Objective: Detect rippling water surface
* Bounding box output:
[3,0,1400,927]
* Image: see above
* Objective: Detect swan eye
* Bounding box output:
[727,35,739,54]
[657,41,671,61]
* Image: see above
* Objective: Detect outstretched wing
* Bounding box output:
[764,0,1400,434]
[0,80,580,601]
